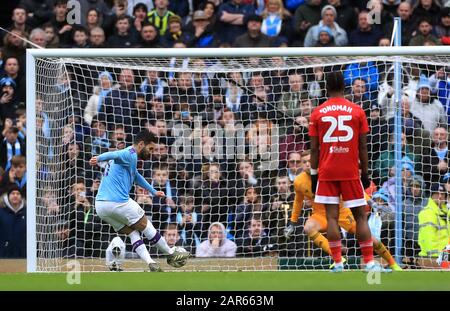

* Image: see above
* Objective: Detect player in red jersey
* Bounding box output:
[309,71,391,272]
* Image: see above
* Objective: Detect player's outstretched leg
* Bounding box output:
[372,237,402,271]
[139,217,191,263]
[127,230,162,272]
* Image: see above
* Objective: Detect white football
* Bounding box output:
[167,246,189,268]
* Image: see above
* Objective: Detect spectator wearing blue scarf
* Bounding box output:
[84,71,118,126]
[0,127,25,172]
[260,0,292,43]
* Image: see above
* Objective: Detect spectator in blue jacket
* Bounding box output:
[0,186,26,258]
[429,66,450,123]
[343,61,379,98]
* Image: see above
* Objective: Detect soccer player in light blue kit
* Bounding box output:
[89,130,190,271]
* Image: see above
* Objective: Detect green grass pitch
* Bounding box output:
[1,271,449,291]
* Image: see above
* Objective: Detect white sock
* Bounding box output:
[129,230,155,265]
[142,222,173,254]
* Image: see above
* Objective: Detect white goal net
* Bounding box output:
[28,48,450,272]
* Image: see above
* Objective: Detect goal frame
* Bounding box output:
[26,46,450,272]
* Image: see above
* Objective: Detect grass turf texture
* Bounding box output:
[0,271,449,291]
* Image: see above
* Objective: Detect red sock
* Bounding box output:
[329,240,342,264]
[359,239,374,264]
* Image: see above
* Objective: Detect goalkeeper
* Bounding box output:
[89,129,190,271]
[284,150,401,271]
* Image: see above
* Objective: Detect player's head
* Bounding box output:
[300,150,311,172]
[325,71,345,96]
[134,129,157,160]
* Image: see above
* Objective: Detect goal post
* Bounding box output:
[26,51,37,273]
[27,47,450,272]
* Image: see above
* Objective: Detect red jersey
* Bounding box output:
[309,97,369,181]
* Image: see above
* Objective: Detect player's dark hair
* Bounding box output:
[325,71,345,94]
[301,149,311,157]
[135,129,157,145]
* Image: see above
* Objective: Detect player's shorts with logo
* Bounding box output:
[95,198,145,231]
[314,179,366,208]
[310,204,356,232]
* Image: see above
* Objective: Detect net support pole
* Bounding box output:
[393,17,403,264]
[26,51,37,273]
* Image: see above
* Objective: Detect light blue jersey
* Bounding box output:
[96,146,157,202]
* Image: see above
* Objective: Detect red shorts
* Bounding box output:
[314,180,366,208]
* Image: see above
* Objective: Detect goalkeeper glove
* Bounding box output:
[367,198,393,214]
[310,168,318,196]
[361,174,371,189]
[284,221,296,240]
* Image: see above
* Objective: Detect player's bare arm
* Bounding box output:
[358,133,370,189]
[310,136,320,195]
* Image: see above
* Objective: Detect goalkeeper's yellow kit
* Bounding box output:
[291,171,356,232]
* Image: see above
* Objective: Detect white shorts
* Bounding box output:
[95,199,145,232]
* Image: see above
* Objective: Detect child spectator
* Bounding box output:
[72,26,89,48]
[107,16,138,48]
[0,155,26,195]
[0,126,25,171]
[151,164,177,227]
[176,196,202,254]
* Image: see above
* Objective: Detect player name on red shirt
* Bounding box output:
[318,105,353,114]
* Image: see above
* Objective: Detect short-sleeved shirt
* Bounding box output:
[309,97,369,181]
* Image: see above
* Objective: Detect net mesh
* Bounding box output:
[32,54,450,271]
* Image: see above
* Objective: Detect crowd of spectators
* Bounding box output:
[0,0,449,267]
